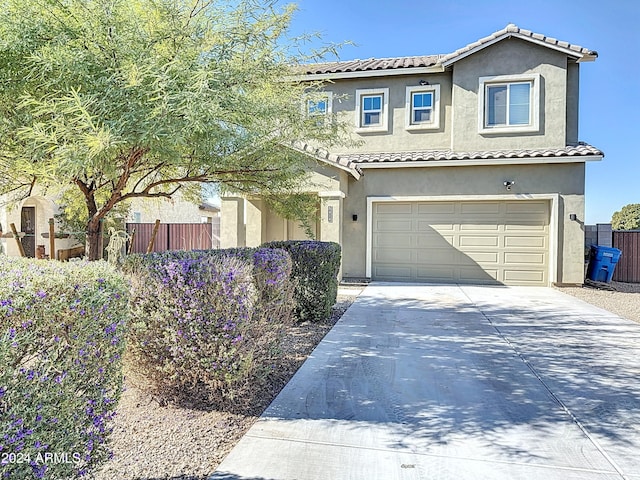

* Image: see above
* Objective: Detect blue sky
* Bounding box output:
[288,0,639,224]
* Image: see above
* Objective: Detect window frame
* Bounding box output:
[405,84,441,131]
[355,88,389,133]
[305,91,333,125]
[478,73,540,134]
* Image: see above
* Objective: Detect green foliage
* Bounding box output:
[55,189,129,248]
[0,0,353,259]
[611,204,640,230]
[261,240,341,322]
[124,247,295,409]
[0,258,129,479]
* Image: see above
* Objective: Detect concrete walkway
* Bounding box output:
[211,283,640,480]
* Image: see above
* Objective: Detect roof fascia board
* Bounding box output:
[356,155,603,169]
[442,33,587,67]
[300,65,444,81]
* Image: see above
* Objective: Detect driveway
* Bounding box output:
[211,283,640,480]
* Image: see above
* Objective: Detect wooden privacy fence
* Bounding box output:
[126,220,220,254]
[612,230,640,283]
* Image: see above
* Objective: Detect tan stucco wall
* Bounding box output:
[341,162,586,285]
[321,38,579,155]
[327,73,453,153]
[451,38,570,151]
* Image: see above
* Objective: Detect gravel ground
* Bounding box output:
[94,287,362,480]
[555,281,640,324]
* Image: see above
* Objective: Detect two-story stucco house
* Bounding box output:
[220,24,603,286]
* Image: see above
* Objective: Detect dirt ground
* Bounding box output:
[94,288,362,480]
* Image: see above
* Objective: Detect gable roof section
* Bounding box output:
[303,24,597,80]
[342,144,603,168]
[440,24,597,67]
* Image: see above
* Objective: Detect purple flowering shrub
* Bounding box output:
[125,248,294,408]
[261,241,341,322]
[0,257,129,479]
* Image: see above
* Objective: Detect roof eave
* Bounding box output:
[356,154,604,169]
[298,65,444,81]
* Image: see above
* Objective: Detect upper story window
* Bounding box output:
[405,85,440,131]
[478,74,540,134]
[355,88,389,133]
[305,92,333,123]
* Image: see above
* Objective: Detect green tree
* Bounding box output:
[0,0,349,259]
[612,204,640,230]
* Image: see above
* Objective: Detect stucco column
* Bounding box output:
[318,192,344,245]
[220,197,245,248]
[245,199,266,247]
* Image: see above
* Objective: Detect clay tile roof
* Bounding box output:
[303,55,440,75]
[341,144,603,165]
[303,24,596,77]
[440,23,597,65]
[290,141,362,179]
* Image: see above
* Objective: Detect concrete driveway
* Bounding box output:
[211,283,640,480]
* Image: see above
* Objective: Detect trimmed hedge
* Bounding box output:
[123,247,295,408]
[261,241,341,322]
[0,258,129,479]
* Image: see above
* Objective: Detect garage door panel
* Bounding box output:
[416,249,458,264]
[372,200,549,286]
[505,201,548,215]
[504,252,546,265]
[417,221,455,232]
[460,202,501,214]
[376,220,413,231]
[375,233,413,248]
[376,203,413,215]
[417,234,455,247]
[465,251,500,264]
[374,249,413,263]
[459,267,499,283]
[374,265,412,280]
[459,223,500,231]
[459,235,500,247]
[504,269,546,283]
[417,203,456,215]
[504,223,547,231]
[416,267,456,281]
[504,236,546,248]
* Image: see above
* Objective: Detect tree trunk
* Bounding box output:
[85,218,103,261]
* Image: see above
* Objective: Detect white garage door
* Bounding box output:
[371,201,550,285]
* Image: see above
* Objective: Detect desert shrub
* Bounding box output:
[125,247,295,409]
[0,258,128,479]
[261,240,341,322]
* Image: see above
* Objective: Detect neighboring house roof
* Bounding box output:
[342,144,604,167]
[291,141,363,179]
[303,24,597,80]
[199,203,220,214]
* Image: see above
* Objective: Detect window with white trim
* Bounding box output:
[305,92,333,125]
[478,74,540,134]
[405,85,440,130]
[355,88,389,133]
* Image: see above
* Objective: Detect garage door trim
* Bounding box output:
[365,194,559,285]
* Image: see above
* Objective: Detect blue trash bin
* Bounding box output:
[586,245,622,283]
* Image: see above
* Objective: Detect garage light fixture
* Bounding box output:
[503,180,516,190]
